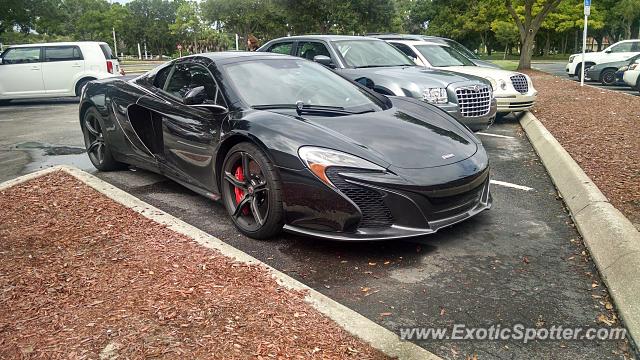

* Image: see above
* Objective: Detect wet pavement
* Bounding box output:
[0,100,632,359]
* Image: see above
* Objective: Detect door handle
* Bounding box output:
[31,66,40,70]
[71,63,82,67]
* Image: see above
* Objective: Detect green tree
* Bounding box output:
[505,0,563,69]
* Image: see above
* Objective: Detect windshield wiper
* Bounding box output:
[252,104,371,116]
[355,64,410,68]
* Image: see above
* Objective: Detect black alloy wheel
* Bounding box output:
[221,142,283,239]
[82,108,124,171]
[600,69,617,86]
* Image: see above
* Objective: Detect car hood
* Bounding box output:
[266,98,478,169]
[437,65,523,81]
[350,66,477,87]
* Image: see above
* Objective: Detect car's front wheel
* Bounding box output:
[82,107,126,171]
[220,142,284,239]
[600,69,617,86]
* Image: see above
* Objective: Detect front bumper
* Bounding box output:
[279,162,492,241]
[495,92,536,113]
[623,70,640,87]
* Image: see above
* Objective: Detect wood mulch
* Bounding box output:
[0,172,388,359]
[524,70,640,227]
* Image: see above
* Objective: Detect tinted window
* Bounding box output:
[164,63,225,106]
[1,47,41,64]
[296,41,331,60]
[610,42,633,53]
[267,42,293,55]
[333,40,414,68]
[44,46,83,62]
[154,64,173,88]
[632,41,640,52]
[222,59,381,112]
[414,44,475,67]
[100,44,116,59]
[390,43,418,61]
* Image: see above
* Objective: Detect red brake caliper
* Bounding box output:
[234,166,250,215]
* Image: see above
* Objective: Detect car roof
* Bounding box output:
[387,39,445,46]
[193,51,295,63]
[7,41,108,48]
[268,35,383,42]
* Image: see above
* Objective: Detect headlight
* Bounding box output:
[422,88,448,104]
[569,55,576,63]
[619,65,629,71]
[498,79,507,90]
[298,146,385,187]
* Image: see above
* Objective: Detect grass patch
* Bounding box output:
[490,60,519,71]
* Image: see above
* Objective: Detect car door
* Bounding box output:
[42,45,85,96]
[0,47,44,98]
[141,60,226,191]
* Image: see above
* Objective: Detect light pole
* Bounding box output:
[580,0,591,87]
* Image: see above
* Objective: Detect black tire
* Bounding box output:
[75,78,93,96]
[220,142,284,239]
[600,69,617,86]
[81,107,126,171]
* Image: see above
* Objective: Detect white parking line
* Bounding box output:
[490,180,534,191]
[477,132,515,139]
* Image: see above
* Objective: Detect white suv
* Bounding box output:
[566,39,640,78]
[0,41,123,104]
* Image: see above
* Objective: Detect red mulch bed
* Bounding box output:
[0,172,388,359]
[525,70,640,227]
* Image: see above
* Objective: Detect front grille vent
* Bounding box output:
[455,85,492,117]
[325,168,394,228]
[510,74,529,94]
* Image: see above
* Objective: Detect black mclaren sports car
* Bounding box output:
[79,52,491,240]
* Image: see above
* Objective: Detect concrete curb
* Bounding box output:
[520,112,640,349]
[0,165,440,360]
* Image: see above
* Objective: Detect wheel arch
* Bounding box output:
[214,133,277,190]
[75,76,97,96]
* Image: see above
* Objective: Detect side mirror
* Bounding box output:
[183,86,207,105]
[355,77,375,89]
[605,49,612,54]
[313,55,335,68]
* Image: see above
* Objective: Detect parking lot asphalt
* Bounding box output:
[0,100,630,359]
[533,61,639,97]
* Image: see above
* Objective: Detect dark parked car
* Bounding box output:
[586,53,640,85]
[369,34,501,69]
[79,52,491,240]
[258,35,496,132]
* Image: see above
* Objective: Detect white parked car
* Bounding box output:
[0,41,123,104]
[622,59,640,90]
[387,39,537,114]
[565,39,640,78]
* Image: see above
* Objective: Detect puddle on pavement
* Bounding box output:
[15,141,95,174]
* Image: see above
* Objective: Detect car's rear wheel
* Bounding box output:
[600,69,616,86]
[220,142,283,239]
[82,107,125,171]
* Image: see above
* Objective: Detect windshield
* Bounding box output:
[223,59,382,112]
[415,44,475,67]
[443,39,478,59]
[333,40,415,68]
